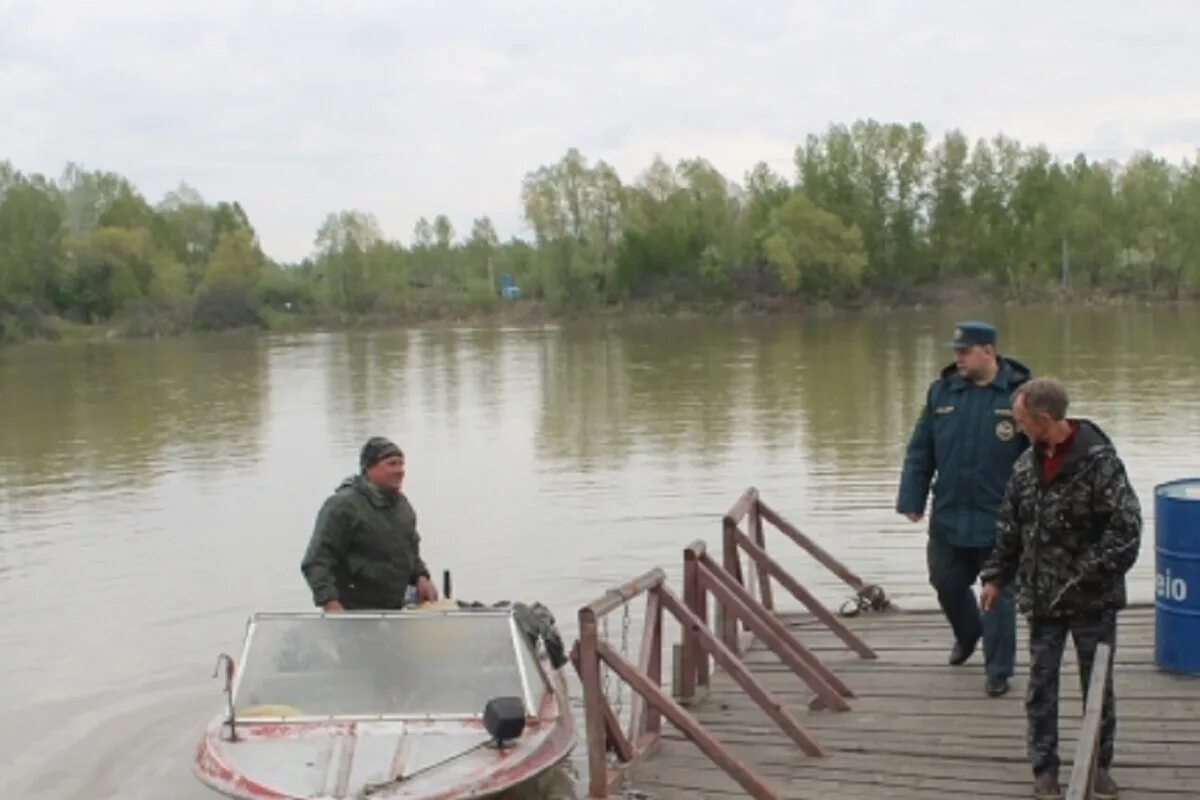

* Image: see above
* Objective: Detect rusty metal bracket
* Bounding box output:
[212,652,238,741]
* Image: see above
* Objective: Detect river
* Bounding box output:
[2,305,1197,798]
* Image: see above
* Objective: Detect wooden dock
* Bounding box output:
[628,604,1200,799]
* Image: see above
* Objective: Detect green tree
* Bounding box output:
[1170,162,1200,297]
[432,214,456,281]
[1062,156,1120,288]
[759,194,867,297]
[0,175,66,306]
[743,161,791,237]
[314,210,383,311]
[928,130,971,276]
[202,229,264,289]
[153,183,213,287]
[964,136,1021,283]
[59,164,132,237]
[795,120,927,284]
[467,216,500,287]
[522,149,624,304]
[65,227,150,320]
[96,184,155,230]
[882,121,928,279]
[1117,153,1176,293]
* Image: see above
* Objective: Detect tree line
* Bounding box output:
[2,119,1199,340]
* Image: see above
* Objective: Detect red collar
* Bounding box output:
[1038,421,1079,483]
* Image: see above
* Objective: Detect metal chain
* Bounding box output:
[839,583,891,618]
[616,601,638,797]
[615,600,631,721]
[599,597,650,797]
[601,609,613,707]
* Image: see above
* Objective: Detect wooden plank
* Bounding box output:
[1067,641,1114,800]
[583,569,664,617]
[629,607,1200,800]
[750,502,775,611]
[635,756,1200,798]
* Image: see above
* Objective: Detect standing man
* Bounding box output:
[302,436,437,611]
[981,378,1140,800]
[897,320,1031,697]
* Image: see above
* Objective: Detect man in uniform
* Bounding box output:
[897,321,1030,696]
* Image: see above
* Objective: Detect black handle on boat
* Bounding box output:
[443,569,452,600]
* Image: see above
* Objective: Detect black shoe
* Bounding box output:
[1032,771,1062,800]
[948,637,979,665]
[1092,768,1119,799]
[986,676,1010,697]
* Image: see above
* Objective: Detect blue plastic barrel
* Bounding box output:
[1155,478,1200,674]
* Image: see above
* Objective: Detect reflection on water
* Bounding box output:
[0,337,269,487]
[2,306,1199,799]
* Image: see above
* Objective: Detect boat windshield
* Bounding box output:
[231,612,547,718]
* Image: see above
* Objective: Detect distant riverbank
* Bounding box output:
[2,279,1195,345]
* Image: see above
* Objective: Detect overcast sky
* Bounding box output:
[2,1,1197,263]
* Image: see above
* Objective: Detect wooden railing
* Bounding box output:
[1066,642,1114,800]
[573,564,831,798]
[570,489,894,797]
[721,487,879,659]
[679,540,853,712]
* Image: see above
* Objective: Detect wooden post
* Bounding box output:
[721,519,742,654]
[671,643,682,700]
[646,587,664,740]
[681,542,700,702]
[724,487,758,526]
[1066,642,1113,800]
[696,550,711,690]
[751,499,774,611]
[578,611,611,798]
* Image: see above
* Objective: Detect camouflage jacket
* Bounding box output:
[980,419,1141,618]
[301,475,429,609]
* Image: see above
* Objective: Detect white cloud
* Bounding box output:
[1,0,1197,262]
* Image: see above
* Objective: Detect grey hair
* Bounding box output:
[1014,377,1069,421]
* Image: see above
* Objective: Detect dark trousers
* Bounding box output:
[926,538,1016,681]
[1027,611,1118,776]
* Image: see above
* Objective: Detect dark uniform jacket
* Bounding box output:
[980,419,1142,617]
[301,475,429,609]
[897,357,1032,547]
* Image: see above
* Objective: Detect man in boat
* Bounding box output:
[301,436,438,610]
[980,378,1140,800]
[896,320,1030,697]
